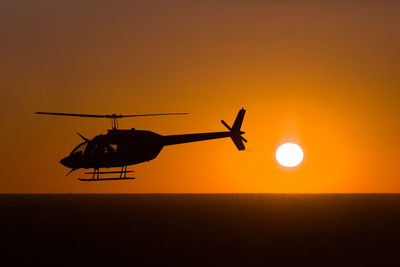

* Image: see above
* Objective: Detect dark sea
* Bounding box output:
[1,194,399,266]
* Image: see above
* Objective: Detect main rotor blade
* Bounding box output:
[121,113,189,117]
[36,112,107,118]
[66,168,77,176]
[35,112,189,118]
[76,132,88,142]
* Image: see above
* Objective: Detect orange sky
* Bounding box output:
[1,1,400,193]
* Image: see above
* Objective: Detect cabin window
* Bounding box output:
[71,142,87,156]
[103,144,117,154]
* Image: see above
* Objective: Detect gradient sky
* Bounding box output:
[1,0,399,193]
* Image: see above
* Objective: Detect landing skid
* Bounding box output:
[78,177,135,181]
[78,166,135,181]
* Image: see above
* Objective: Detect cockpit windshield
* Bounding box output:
[71,142,87,156]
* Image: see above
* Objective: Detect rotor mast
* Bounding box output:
[108,114,121,130]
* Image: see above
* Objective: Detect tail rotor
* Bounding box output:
[221,108,247,150]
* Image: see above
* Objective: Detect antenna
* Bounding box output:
[35,112,189,130]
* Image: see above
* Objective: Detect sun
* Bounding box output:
[276,143,304,167]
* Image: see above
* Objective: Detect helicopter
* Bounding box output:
[36,108,246,181]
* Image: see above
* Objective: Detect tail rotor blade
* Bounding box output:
[221,120,232,131]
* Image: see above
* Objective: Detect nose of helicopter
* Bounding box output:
[60,156,73,168]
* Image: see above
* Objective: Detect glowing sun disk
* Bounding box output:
[276,143,303,167]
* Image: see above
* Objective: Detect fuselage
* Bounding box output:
[60,128,234,169]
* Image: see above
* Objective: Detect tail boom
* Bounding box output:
[162,108,246,151]
[163,131,231,146]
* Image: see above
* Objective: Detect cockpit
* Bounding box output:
[70,142,87,158]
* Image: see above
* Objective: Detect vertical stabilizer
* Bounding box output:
[232,108,246,132]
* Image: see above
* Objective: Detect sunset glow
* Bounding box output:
[1,1,400,193]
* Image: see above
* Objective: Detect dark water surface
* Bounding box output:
[1,194,399,266]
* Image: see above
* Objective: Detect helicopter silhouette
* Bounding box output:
[36,108,246,181]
